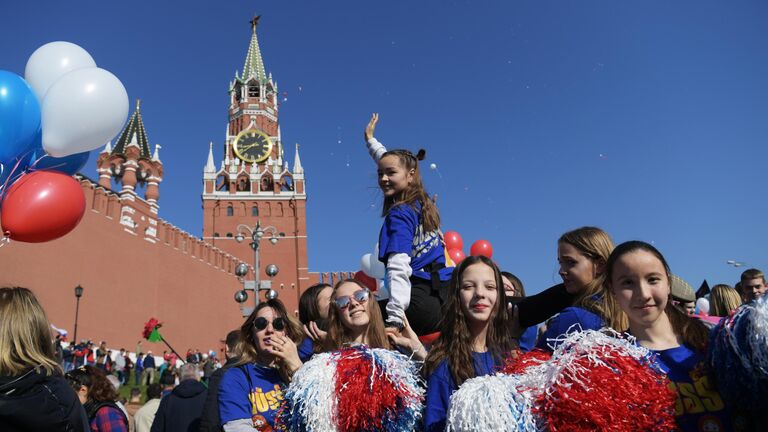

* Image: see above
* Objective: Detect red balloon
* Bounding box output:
[1,171,85,243]
[353,271,378,292]
[448,248,466,265]
[444,230,463,251]
[470,240,493,258]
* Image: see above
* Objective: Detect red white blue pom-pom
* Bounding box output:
[275,345,424,432]
[709,295,768,416]
[446,374,540,432]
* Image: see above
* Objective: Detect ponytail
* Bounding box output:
[381,149,440,232]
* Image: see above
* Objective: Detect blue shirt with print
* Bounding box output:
[218,363,285,427]
[536,306,604,351]
[378,202,452,281]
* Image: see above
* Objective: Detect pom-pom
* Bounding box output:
[446,374,539,432]
[709,295,768,416]
[531,330,677,432]
[275,345,424,432]
[501,349,551,376]
[142,317,162,341]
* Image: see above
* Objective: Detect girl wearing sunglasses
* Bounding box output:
[323,279,426,359]
[218,299,304,431]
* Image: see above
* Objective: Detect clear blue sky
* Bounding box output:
[3,1,766,293]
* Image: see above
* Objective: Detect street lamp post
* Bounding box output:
[234,221,284,313]
[73,285,84,344]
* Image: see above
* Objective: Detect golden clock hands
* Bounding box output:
[239,143,258,152]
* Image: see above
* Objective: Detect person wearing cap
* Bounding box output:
[669,274,696,315]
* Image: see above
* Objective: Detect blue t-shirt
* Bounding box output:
[518,326,538,352]
[218,363,285,428]
[297,337,314,362]
[536,306,604,351]
[652,345,735,432]
[378,202,452,281]
[424,351,498,432]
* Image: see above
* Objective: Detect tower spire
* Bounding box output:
[205,141,216,173]
[242,15,267,83]
[293,143,304,174]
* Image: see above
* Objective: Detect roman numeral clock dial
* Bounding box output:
[233,129,273,163]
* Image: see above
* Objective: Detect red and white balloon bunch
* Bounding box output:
[0,42,128,243]
[443,230,494,265]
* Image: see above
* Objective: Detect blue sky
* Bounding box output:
[2,1,766,293]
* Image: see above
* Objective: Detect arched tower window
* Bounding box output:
[237,177,250,192]
[226,233,233,238]
[252,206,259,217]
[226,205,234,216]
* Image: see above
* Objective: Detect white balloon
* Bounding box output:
[25,41,97,102]
[42,67,128,157]
[696,297,710,315]
[369,244,386,279]
[430,163,437,170]
[360,253,374,277]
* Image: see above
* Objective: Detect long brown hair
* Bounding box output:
[559,227,627,330]
[379,149,440,232]
[605,241,709,352]
[0,287,61,376]
[236,299,304,379]
[323,279,391,351]
[423,256,517,386]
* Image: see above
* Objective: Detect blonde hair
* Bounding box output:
[0,287,61,376]
[559,227,628,331]
[709,284,741,317]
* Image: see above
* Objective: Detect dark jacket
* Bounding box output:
[0,368,89,432]
[198,359,237,432]
[151,379,207,432]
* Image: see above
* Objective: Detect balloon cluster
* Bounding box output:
[0,42,128,243]
[709,295,768,417]
[444,231,493,265]
[276,345,424,432]
[447,330,677,432]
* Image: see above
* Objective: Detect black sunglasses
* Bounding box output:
[253,317,286,331]
[334,289,370,310]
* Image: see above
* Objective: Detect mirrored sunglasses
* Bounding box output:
[253,317,286,331]
[334,289,370,310]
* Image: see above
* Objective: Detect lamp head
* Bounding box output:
[265,289,279,300]
[265,264,279,278]
[74,285,84,298]
[235,263,250,277]
[234,290,248,303]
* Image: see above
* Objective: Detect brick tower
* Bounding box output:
[202,16,309,308]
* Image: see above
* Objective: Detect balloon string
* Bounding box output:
[0,147,37,200]
[0,232,10,249]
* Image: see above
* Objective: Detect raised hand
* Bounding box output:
[364,113,379,141]
[303,321,327,342]
[386,316,427,360]
[268,334,302,374]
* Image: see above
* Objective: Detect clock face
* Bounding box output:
[233,129,273,163]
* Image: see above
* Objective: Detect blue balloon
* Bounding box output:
[0,70,41,166]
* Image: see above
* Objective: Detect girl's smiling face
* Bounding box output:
[335,282,370,331]
[557,241,598,292]
[459,262,498,326]
[611,250,670,328]
[377,154,413,197]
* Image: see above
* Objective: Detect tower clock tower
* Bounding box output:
[202,16,309,307]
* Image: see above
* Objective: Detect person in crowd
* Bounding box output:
[86,342,96,366]
[709,284,742,317]
[133,384,162,432]
[501,271,537,351]
[423,256,517,431]
[150,363,207,432]
[739,268,766,303]
[134,352,144,386]
[141,351,156,385]
[218,299,304,430]
[298,282,332,342]
[669,275,696,315]
[365,114,576,337]
[124,387,142,432]
[66,365,129,431]
[123,351,134,387]
[62,340,76,372]
[158,370,175,399]
[113,348,127,384]
[536,227,623,350]
[321,279,426,359]
[73,341,89,368]
[0,287,89,432]
[200,330,241,432]
[604,241,741,431]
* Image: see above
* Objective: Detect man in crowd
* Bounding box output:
[141,351,156,385]
[134,383,162,432]
[670,274,696,315]
[113,348,127,384]
[199,329,240,432]
[124,387,143,432]
[150,363,208,432]
[740,268,766,303]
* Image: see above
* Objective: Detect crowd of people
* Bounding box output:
[0,115,765,431]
